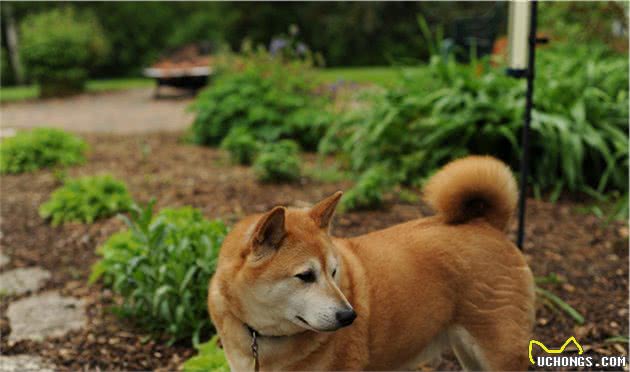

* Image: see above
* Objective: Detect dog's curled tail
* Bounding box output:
[423,156,518,231]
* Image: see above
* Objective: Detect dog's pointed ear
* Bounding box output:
[309,191,343,229]
[252,206,286,255]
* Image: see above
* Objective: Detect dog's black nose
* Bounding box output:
[336,309,357,327]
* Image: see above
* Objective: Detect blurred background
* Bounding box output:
[1,2,627,87]
[0,2,628,371]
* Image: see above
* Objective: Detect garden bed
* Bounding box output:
[0,132,627,370]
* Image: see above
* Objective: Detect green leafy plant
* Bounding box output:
[605,336,630,344]
[253,140,301,183]
[182,335,229,372]
[536,287,585,325]
[322,43,628,204]
[20,7,109,97]
[340,165,399,211]
[190,46,332,151]
[539,2,628,52]
[39,174,133,226]
[90,201,229,344]
[220,127,261,165]
[0,128,87,174]
[535,274,584,324]
[303,162,350,183]
[397,189,420,204]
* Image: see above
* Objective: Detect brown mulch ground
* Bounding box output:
[0,132,628,371]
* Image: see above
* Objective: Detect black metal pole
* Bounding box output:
[516,1,538,250]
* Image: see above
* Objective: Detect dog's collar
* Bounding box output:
[245,325,260,372]
[244,323,288,339]
[244,323,304,371]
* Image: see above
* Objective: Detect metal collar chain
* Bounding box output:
[248,326,260,372]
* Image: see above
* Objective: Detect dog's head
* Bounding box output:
[218,191,356,336]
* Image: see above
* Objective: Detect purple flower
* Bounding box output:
[269,38,288,55]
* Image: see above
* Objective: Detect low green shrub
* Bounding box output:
[39,175,133,226]
[20,7,109,97]
[182,335,229,372]
[190,47,332,151]
[322,43,628,199]
[89,202,229,344]
[253,140,301,183]
[0,128,87,174]
[340,165,399,211]
[220,127,261,165]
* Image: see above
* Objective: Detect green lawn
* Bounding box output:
[316,66,427,86]
[0,78,153,103]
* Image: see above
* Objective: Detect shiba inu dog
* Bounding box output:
[208,156,535,371]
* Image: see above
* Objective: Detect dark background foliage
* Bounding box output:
[1,2,507,80]
[3,1,626,84]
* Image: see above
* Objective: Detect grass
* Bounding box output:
[316,66,426,86]
[85,78,152,92]
[0,85,38,102]
[0,78,153,103]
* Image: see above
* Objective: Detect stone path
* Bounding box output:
[0,87,198,368]
[0,88,194,134]
[1,252,86,368]
[0,87,197,368]
[7,291,86,343]
[0,251,9,268]
[0,267,51,296]
[0,355,54,372]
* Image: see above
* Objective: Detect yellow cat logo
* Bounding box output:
[528,336,584,364]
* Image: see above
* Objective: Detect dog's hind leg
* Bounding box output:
[453,261,536,370]
[450,275,535,370]
[448,326,489,371]
[449,318,532,371]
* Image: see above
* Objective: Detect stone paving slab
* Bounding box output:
[0,251,9,268]
[0,355,54,372]
[7,291,86,343]
[0,267,50,296]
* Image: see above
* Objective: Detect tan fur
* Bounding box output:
[208,156,535,371]
[423,155,518,231]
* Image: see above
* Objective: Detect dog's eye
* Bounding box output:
[332,268,337,277]
[295,270,316,283]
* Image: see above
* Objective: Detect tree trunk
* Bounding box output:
[4,3,25,85]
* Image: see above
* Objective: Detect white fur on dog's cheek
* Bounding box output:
[288,284,350,331]
[242,281,304,335]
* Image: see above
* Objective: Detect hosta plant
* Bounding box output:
[322,43,628,201]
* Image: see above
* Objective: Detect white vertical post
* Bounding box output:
[508,1,532,73]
